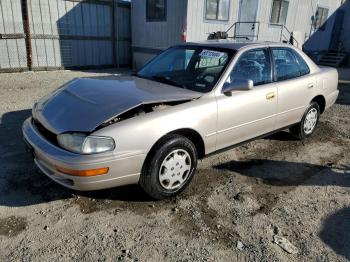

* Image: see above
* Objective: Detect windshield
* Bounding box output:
[137,46,234,93]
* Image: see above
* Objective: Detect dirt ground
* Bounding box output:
[0,69,349,262]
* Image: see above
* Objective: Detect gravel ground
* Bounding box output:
[0,69,349,262]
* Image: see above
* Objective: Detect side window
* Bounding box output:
[205,0,230,21]
[315,7,329,31]
[228,49,272,86]
[270,0,289,25]
[272,48,301,81]
[146,0,166,21]
[294,52,310,76]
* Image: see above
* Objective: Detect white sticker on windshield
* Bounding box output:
[199,50,225,59]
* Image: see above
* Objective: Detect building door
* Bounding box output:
[236,0,259,41]
[329,10,345,51]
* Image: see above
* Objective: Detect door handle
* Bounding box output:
[266,92,276,100]
[308,83,315,88]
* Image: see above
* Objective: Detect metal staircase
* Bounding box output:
[318,51,348,67]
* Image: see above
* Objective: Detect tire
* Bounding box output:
[139,134,198,200]
[290,102,320,140]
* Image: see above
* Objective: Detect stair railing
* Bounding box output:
[226,21,299,48]
[275,23,299,48]
[226,22,261,41]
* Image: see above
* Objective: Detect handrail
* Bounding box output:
[226,21,299,48]
[226,21,260,41]
[225,22,237,34]
[273,23,299,48]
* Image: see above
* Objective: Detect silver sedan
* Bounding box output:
[23,41,339,199]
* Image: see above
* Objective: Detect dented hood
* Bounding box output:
[33,76,202,134]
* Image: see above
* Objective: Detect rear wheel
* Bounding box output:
[140,134,198,199]
[290,102,320,140]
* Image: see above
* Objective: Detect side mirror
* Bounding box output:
[222,79,254,94]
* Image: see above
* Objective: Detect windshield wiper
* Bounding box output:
[151,75,186,89]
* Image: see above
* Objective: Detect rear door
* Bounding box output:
[271,47,316,128]
[215,48,277,150]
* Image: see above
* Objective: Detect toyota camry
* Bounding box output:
[22,41,339,199]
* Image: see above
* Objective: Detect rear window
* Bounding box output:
[294,52,310,76]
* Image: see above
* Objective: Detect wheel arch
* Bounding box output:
[167,128,206,159]
[311,95,326,114]
[143,128,206,170]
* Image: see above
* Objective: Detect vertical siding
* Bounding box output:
[1,0,131,71]
[257,0,284,43]
[116,2,131,66]
[187,0,240,42]
[0,0,23,34]
[131,0,343,68]
[27,0,123,68]
[131,0,187,68]
[257,0,341,46]
[0,0,27,70]
[186,0,342,49]
[132,0,187,49]
[132,0,342,51]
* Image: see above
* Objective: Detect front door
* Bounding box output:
[215,48,277,150]
[236,0,259,41]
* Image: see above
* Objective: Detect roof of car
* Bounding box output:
[183,40,287,50]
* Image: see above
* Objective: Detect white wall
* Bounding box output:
[132,0,187,49]
[186,0,240,42]
[0,0,27,70]
[186,0,342,49]
[256,0,342,49]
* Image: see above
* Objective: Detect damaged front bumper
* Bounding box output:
[22,117,145,191]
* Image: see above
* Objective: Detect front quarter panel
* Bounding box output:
[92,95,218,159]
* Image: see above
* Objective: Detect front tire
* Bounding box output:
[290,102,320,140]
[140,134,198,200]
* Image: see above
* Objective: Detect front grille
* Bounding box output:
[32,118,58,146]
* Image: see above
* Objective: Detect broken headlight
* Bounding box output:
[57,133,115,154]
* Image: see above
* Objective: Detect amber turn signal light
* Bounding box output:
[55,166,109,177]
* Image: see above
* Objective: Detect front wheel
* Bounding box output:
[140,134,198,200]
[290,102,320,140]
